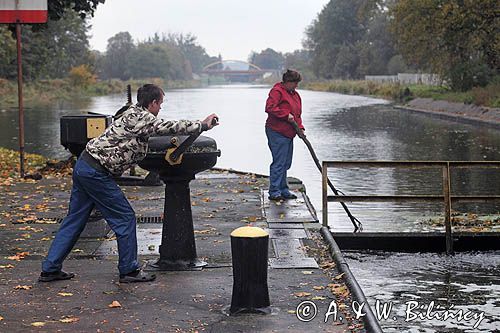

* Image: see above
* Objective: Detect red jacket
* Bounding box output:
[265,82,304,138]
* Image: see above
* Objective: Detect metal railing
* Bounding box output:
[322,161,500,254]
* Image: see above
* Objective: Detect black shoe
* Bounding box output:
[39,270,75,282]
[268,195,284,201]
[282,192,297,199]
[119,269,156,283]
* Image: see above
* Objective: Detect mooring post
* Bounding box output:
[442,162,453,254]
[229,226,271,314]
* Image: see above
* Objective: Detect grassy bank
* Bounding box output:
[0,78,202,107]
[302,80,500,108]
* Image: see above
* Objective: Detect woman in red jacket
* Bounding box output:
[265,69,305,201]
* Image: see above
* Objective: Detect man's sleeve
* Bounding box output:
[150,118,202,136]
[265,89,289,119]
[122,111,202,137]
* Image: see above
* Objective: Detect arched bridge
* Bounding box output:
[202,60,271,82]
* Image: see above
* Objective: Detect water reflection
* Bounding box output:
[345,251,500,332]
[2,86,498,233]
[1,85,499,332]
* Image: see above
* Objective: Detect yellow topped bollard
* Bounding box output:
[229,226,271,315]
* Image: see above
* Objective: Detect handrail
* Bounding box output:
[322,161,500,254]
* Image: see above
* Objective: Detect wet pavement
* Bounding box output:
[0,170,363,332]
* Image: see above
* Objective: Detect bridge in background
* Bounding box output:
[202,60,278,82]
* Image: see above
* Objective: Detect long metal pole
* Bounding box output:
[291,121,362,231]
[16,22,25,178]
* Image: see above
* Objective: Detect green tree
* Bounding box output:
[391,0,499,90]
[0,27,16,79]
[357,12,397,76]
[47,0,104,21]
[103,32,135,80]
[127,41,191,81]
[283,50,315,80]
[249,48,284,70]
[166,33,212,74]
[304,0,368,78]
[12,11,92,80]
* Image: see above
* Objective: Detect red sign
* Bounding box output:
[0,0,48,23]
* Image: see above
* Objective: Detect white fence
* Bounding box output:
[365,73,442,86]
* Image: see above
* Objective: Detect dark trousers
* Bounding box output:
[42,158,139,275]
[266,127,294,197]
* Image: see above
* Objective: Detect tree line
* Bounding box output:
[251,0,499,91]
[0,0,497,92]
[0,12,217,83]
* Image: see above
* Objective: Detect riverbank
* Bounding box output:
[0,78,202,108]
[302,79,500,108]
[396,98,500,127]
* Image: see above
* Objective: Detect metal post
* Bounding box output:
[16,22,25,177]
[442,163,453,254]
[322,161,328,228]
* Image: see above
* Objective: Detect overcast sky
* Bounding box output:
[88,0,329,61]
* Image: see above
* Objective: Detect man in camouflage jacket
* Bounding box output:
[40,84,219,283]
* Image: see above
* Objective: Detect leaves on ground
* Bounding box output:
[293,292,311,297]
[108,300,122,308]
[59,317,79,323]
[14,285,32,290]
[7,251,29,261]
[57,292,73,297]
[30,322,45,327]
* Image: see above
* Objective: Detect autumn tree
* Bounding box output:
[390,0,499,90]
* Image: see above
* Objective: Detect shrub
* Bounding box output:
[68,65,96,87]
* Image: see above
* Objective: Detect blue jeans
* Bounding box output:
[266,127,294,197]
[42,158,140,275]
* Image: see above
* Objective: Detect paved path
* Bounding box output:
[0,170,363,332]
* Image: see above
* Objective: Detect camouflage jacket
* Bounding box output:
[86,105,202,175]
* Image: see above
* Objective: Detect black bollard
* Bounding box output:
[230,226,271,315]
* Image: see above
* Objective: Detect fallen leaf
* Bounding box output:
[108,300,122,308]
[72,249,83,253]
[287,310,296,314]
[320,262,336,269]
[59,317,79,323]
[293,292,311,297]
[0,264,14,269]
[248,216,257,222]
[334,273,345,280]
[58,292,73,297]
[312,296,326,300]
[0,316,3,321]
[14,285,32,290]
[301,271,313,275]
[313,286,325,290]
[31,322,45,327]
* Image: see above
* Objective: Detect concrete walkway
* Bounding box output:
[0,170,364,332]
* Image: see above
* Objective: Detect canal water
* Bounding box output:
[1,85,499,331]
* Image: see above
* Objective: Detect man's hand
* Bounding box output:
[287,114,295,123]
[299,128,306,139]
[202,114,219,130]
